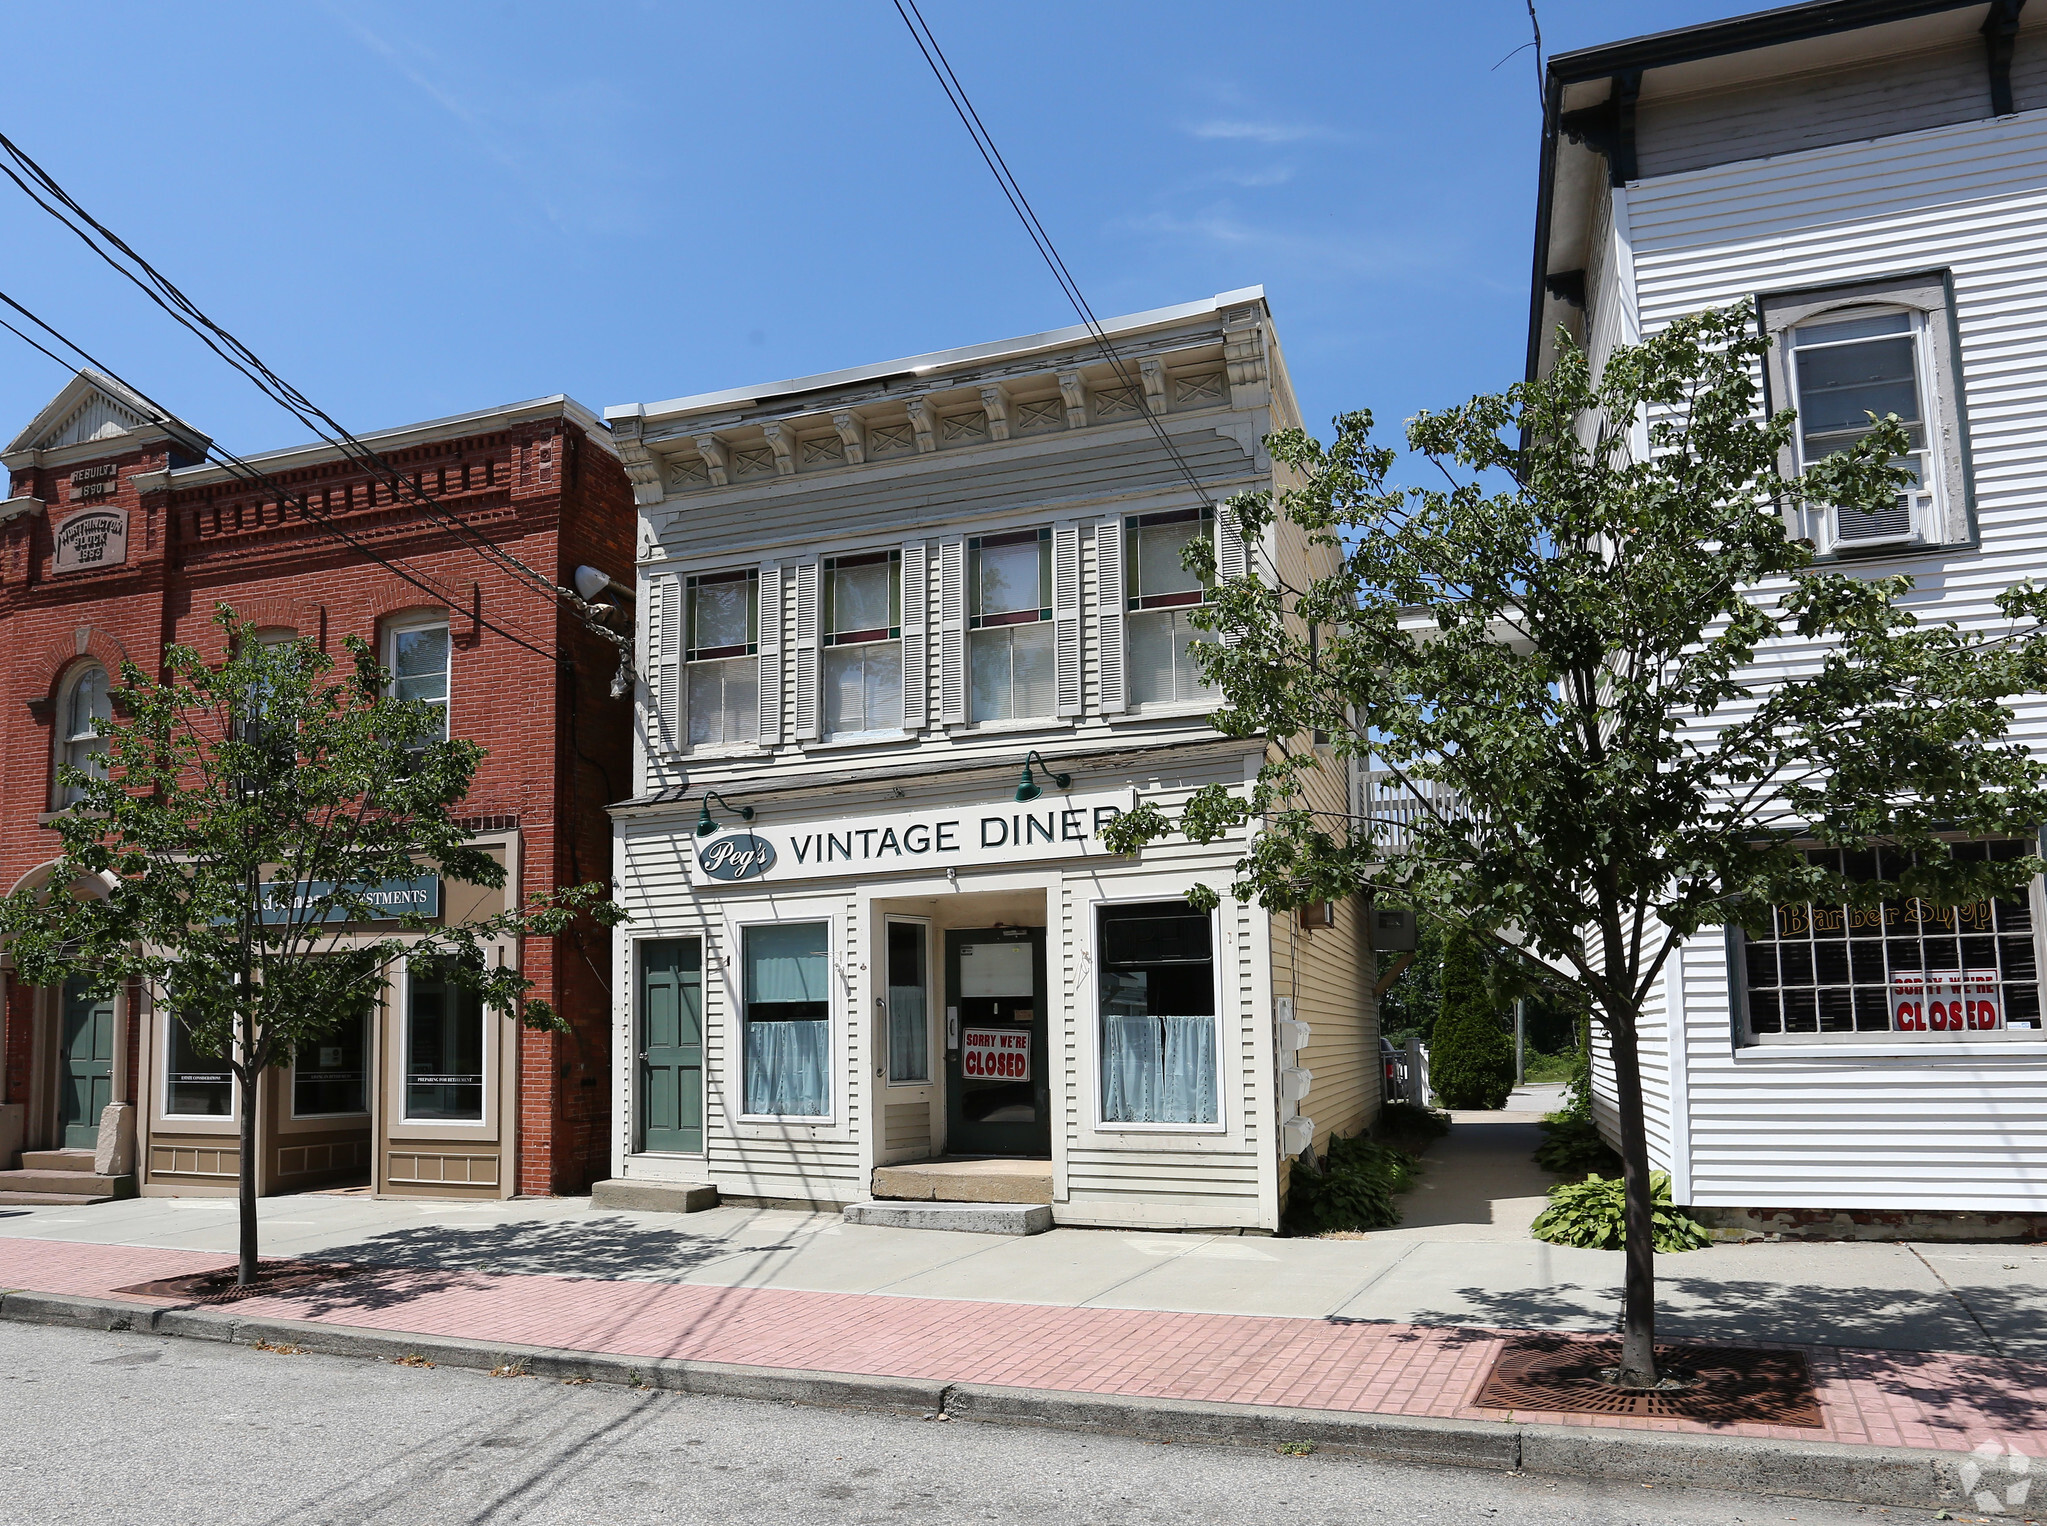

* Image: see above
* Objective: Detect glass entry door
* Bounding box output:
[944,927,1049,1157]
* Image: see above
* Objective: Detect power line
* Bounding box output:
[0,132,630,676]
[0,289,563,665]
[892,0,1221,513]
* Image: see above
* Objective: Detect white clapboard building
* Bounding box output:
[1533,0,2047,1236]
[601,291,1378,1230]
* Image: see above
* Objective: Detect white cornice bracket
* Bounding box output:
[904,397,937,455]
[694,434,730,488]
[978,385,1011,442]
[760,421,798,478]
[1057,371,1088,430]
[831,410,868,465]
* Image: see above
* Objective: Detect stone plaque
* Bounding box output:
[53,507,128,572]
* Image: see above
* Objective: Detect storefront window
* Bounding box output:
[686,569,759,749]
[1125,507,1218,707]
[886,919,929,1084]
[166,1014,233,1118]
[1743,840,2042,1043]
[968,528,1054,723]
[405,960,484,1120]
[1098,902,1218,1125]
[294,997,369,1117]
[743,922,830,1117]
[824,550,901,738]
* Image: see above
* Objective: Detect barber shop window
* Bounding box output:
[405,959,484,1120]
[1098,901,1220,1126]
[686,568,758,749]
[743,922,831,1117]
[165,1015,233,1118]
[824,550,901,738]
[55,662,113,808]
[293,996,369,1117]
[968,528,1054,723]
[1762,274,1972,555]
[1741,840,2042,1045]
[1126,507,1219,707]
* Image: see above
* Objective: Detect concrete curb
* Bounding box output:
[0,1288,1972,1512]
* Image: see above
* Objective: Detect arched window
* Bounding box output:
[56,663,112,807]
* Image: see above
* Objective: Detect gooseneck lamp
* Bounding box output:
[694,791,756,838]
[1014,750,1072,804]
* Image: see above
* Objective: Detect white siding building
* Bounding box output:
[1533,0,2047,1236]
[602,292,1378,1231]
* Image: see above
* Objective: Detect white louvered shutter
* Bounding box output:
[900,541,927,731]
[756,563,783,746]
[938,538,967,726]
[1216,501,1248,648]
[1053,522,1082,717]
[1095,520,1127,714]
[793,559,821,741]
[655,576,682,750]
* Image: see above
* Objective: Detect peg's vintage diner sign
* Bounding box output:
[691,788,1141,885]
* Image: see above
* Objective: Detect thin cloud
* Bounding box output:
[1120,208,1449,281]
[1184,119,1339,145]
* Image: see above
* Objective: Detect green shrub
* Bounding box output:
[1375,1099,1451,1151]
[1534,1109,1621,1177]
[1285,1132,1420,1234]
[1520,1050,1576,1085]
[1428,932,1516,1109]
[1529,1171,1710,1252]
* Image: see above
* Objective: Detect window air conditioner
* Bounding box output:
[1833,486,1926,549]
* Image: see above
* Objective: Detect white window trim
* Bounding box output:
[160,1007,239,1125]
[883,915,935,1091]
[53,660,111,811]
[965,525,1059,728]
[383,612,452,740]
[730,909,841,1128]
[630,933,709,1160]
[822,548,907,744]
[396,952,494,1132]
[1787,305,1939,556]
[680,565,762,756]
[1085,893,1230,1137]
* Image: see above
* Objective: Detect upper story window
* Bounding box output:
[56,662,112,807]
[1789,310,1933,547]
[823,550,900,738]
[686,569,758,749]
[386,617,450,742]
[1760,271,1973,556]
[1741,839,2042,1045]
[968,527,1053,723]
[1126,506,1218,708]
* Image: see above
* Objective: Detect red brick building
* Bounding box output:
[0,370,634,1202]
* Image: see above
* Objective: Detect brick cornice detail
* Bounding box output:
[26,626,134,718]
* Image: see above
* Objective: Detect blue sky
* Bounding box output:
[1,2,1734,476]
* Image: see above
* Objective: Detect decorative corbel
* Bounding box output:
[610,415,667,506]
[1057,371,1088,431]
[978,385,1011,442]
[1222,304,1270,401]
[904,397,937,455]
[831,410,868,465]
[1985,0,2023,117]
[694,434,730,488]
[760,421,798,478]
[1138,359,1168,415]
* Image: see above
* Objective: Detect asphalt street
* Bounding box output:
[10,1323,1903,1526]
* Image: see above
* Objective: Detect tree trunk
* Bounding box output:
[1607,1017,1659,1388]
[236,1017,259,1289]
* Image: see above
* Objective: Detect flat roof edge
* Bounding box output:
[1548,0,1982,83]
[607,287,1268,426]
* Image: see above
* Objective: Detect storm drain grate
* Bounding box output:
[1473,1335,1824,1426]
[114,1260,364,1304]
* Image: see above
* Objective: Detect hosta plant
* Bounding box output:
[1531,1171,1710,1253]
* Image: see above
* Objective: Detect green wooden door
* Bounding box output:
[638,940,704,1154]
[59,976,115,1150]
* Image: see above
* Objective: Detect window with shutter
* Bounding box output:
[821,549,902,739]
[793,560,821,741]
[756,563,784,747]
[655,578,682,753]
[966,527,1055,723]
[938,538,967,725]
[682,568,758,750]
[1125,505,1220,707]
[1095,522,1126,714]
[1053,522,1082,717]
[900,540,928,731]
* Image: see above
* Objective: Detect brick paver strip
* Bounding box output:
[4,1234,2039,1456]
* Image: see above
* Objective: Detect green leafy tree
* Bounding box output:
[0,608,625,1286]
[1427,931,1514,1109]
[1105,304,2047,1388]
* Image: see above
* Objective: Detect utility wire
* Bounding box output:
[0,290,562,665]
[891,0,1224,514]
[0,132,633,684]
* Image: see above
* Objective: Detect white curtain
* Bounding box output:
[888,984,928,1083]
[1102,1012,1217,1125]
[746,1018,829,1117]
[746,924,827,1001]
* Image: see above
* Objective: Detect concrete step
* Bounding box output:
[19,1149,97,1173]
[0,1168,130,1198]
[0,1190,114,1207]
[589,1179,720,1214]
[844,1200,1052,1235]
[871,1157,1053,1205]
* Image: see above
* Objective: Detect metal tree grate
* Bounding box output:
[114,1260,363,1305]
[1473,1335,1824,1427]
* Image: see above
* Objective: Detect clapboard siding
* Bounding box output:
[1587,102,2047,1212]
